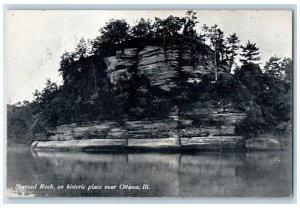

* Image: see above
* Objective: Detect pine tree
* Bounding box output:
[225,33,240,73]
[74,38,88,60]
[240,40,260,65]
[264,56,282,78]
[282,58,292,82]
[264,56,293,81]
[182,10,198,39]
[202,24,225,80]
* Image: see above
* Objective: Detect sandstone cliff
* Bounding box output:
[104,45,215,92]
[32,44,252,151]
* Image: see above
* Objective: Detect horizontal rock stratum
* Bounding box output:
[31,109,284,151]
[103,45,215,92]
[32,109,250,151]
[31,136,245,151]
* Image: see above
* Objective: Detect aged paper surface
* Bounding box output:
[7,10,293,197]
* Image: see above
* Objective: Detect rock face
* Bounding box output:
[32,44,252,151]
[46,121,126,141]
[137,46,178,91]
[181,136,244,150]
[104,48,138,85]
[103,45,220,118]
[31,139,127,151]
[104,45,215,92]
[34,109,285,151]
[245,134,282,151]
[34,106,247,151]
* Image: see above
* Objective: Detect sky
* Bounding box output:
[7,10,292,104]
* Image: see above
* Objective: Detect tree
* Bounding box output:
[7,104,34,144]
[131,18,152,38]
[58,51,76,81]
[224,33,240,73]
[74,38,88,60]
[100,19,130,44]
[92,19,130,54]
[36,79,59,105]
[31,79,61,128]
[235,102,266,138]
[264,56,282,78]
[182,10,198,39]
[240,40,260,65]
[281,57,292,82]
[153,15,185,45]
[264,56,293,81]
[202,24,225,80]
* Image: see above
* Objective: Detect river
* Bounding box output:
[7,146,292,197]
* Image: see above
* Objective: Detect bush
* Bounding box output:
[235,103,266,139]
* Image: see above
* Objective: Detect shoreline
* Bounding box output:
[29,135,286,152]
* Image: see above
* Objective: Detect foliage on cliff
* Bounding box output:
[7,11,292,144]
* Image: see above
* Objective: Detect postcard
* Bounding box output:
[6,9,293,197]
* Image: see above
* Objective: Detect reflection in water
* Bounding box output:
[7,147,292,197]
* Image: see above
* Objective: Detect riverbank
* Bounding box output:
[31,134,290,152]
[31,135,246,152]
[29,116,290,152]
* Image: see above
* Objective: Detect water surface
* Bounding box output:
[7,147,292,197]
